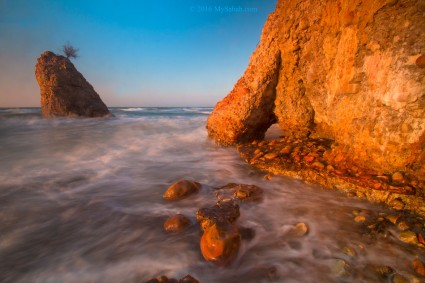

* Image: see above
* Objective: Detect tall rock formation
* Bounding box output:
[35,51,111,118]
[207,0,425,179]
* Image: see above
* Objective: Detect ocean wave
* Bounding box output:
[119,107,146,111]
[182,107,213,115]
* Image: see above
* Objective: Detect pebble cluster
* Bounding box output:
[238,136,425,216]
[330,208,425,281]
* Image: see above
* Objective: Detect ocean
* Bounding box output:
[0,107,421,282]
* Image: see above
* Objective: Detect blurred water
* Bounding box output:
[0,108,422,283]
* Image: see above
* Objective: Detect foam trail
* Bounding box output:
[0,107,422,283]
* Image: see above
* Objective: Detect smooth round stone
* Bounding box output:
[293,223,309,237]
[163,214,190,233]
[392,172,404,183]
[163,180,201,200]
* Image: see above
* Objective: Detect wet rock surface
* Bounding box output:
[163,180,201,200]
[196,201,241,265]
[238,136,425,217]
[199,220,241,266]
[214,183,263,202]
[163,214,191,233]
[35,51,111,118]
[196,201,240,231]
[207,0,425,183]
[325,208,425,281]
[159,179,425,281]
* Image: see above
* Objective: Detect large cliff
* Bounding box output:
[207,0,425,181]
[35,51,111,118]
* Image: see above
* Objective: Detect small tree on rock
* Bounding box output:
[62,42,79,59]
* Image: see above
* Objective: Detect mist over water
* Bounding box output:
[0,108,422,283]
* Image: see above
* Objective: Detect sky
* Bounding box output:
[0,0,277,107]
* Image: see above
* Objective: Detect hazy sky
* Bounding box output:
[0,0,277,107]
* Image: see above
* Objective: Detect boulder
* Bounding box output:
[35,51,111,118]
[196,201,241,265]
[196,201,240,231]
[163,180,201,200]
[206,0,425,179]
[200,222,241,266]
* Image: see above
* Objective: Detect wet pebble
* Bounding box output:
[264,152,278,159]
[390,199,405,211]
[416,55,425,68]
[392,172,404,183]
[280,146,292,155]
[354,215,366,222]
[311,161,325,170]
[293,222,308,237]
[413,258,425,276]
[398,230,418,245]
[385,214,401,224]
[304,155,315,163]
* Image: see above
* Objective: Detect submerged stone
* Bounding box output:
[163,180,201,200]
[215,183,263,202]
[163,214,190,233]
[292,223,308,237]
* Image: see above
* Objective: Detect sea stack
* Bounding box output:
[207,0,425,180]
[35,51,111,118]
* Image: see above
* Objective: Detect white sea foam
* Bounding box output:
[119,107,146,111]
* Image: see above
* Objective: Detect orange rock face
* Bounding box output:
[207,0,425,180]
[200,223,241,266]
[35,51,111,118]
[196,201,241,265]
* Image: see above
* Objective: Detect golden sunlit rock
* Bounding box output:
[35,51,111,118]
[207,0,425,183]
[200,223,241,266]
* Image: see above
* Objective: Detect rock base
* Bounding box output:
[238,136,425,218]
